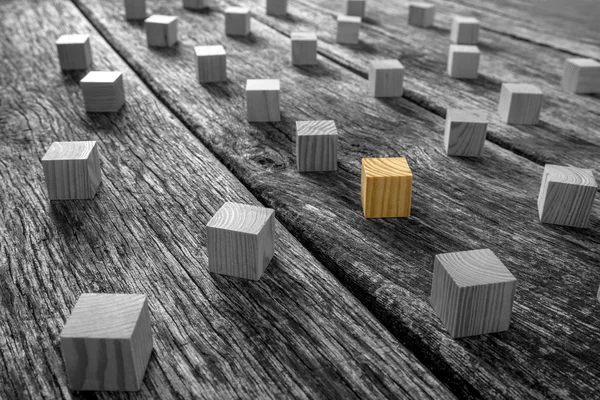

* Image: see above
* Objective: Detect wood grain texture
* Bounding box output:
[70,1,600,398]
[145,15,178,48]
[207,202,275,280]
[291,32,317,65]
[1,1,456,399]
[266,0,288,16]
[345,0,366,18]
[444,109,487,157]
[60,293,153,391]
[538,165,597,228]
[561,58,600,94]
[361,158,412,218]
[195,45,227,83]
[80,71,125,112]
[124,0,146,20]
[56,34,92,71]
[450,16,479,45]
[296,120,338,172]
[497,83,543,125]
[408,2,435,27]
[447,45,479,79]
[368,59,404,97]
[431,249,517,338]
[246,79,281,122]
[336,15,361,44]
[225,7,251,36]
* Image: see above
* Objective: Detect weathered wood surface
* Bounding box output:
[234,0,600,178]
[72,1,600,399]
[0,1,457,399]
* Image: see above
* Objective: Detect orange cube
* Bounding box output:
[361,157,413,218]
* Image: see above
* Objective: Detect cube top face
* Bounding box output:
[409,2,434,10]
[362,157,411,179]
[453,16,479,25]
[246,79,280,91]
[502,83,543,96]
[61,293,148,339]
[56,34,89,45]
[446,108,486,124]
[226,6,250,15]
[567,58,600,68]
[543,164,597,188]
[296,120,337,137]
[449,44,480,55]
[145,14,177,25]
[42,141,96,162]
[371,59,404,71]
[207,202,275,235]
[81,71,122,84]
[195,45,226,57]
[435,249,516,288]
[337,15,361,24]
[291,32,317,41]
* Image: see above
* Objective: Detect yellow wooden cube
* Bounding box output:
[361,157,412,218]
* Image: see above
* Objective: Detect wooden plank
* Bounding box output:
[0,1,456,399]
[72,1,600,398]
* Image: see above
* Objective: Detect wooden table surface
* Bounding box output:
[1,0,599,399]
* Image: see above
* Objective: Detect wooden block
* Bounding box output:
[336,15,361,44]
[291,32,317,66]
[408,2,435,28]
[145,15,178,47]
[246,79,280,122]
[431,249,517,338]
[497,83,543,125]
[183,0,212,10]
[361,157,412,218]
[368,59,404,97]
[561,58,600,94]
[266,0,288,16]
[537,164,597,228]
[42,141,102,200]
[80,71,125,112]
[296,120,338,172]
[346,0,366,18]
[450,16,479,44]
[56,34,92,71]
[195,45,227,83]
[207,202,275,280]
[444,108,487,157]
[60,293,153,391]
[447,44,480,79]
[124,0,146,20]
[225,7,251,36]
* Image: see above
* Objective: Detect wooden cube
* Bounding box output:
[225,7,251,36]
[336,15,361,44]
[80,71,125,112]
[431,249,517,338]
[361,157,412,218]
[60,293,153,391]
[408,2,435,28]
[266,0,287,16]
[561,58,600,94]
[450,16,479,44]
[183,0,212,10]
[291,32,317,65]
[296,120,338,172]
[497,83,543,125]
[124,0,146,20]
[207,202,275,280]
[368,59,404,97]
[444,109,487,157]
[56,34,93,71]
[447,44,480,79]
[42,141,102,201]
[246,79,280,122]
[346,0,366,18]
[195,45,227,83]
[145,15,178,47]
[538,164,597,228]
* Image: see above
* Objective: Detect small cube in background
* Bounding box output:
[145,15,178,47]
[183,0,212,10]
[368,59,404,97]
[266,0,288,16]
[60,293,153,391]
[447,45,480,79]
[408,2,435,27]
[450,16,479,44]
[444,109,487,157]
[291,32,317,65]
[124,0,146,20]
[362,157,412,218]
[431,249,517,338]
[56,34,93,71]
[80,71,125,112]
[225,7,251,36]
[246,79,280,122]
[296,120,338,172]
[346,0,366,18]
[207,202,275,280]
[336,15,361,44]
[561,58,600,94]
[195,45,227,83]
[497,83,543,125]
[42,141,102,201]
[538,165,597,228]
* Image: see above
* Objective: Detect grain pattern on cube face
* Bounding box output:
[183,0,212,10]
[444,109,487,157]
[368,59,404,97]
[562,58,600,94]
[124,0,146,20]
[195,45,227,83]
[431,249,517,338]
[56,34,92,70]
[447,44,479,79]
[336,15,361,44]
[41,141,102,200]
[266,0,287,16]
[225,7,251,36]
[450,16,479,44]
[361,157,412,218]
[80,70,125,112]
[60,294,153,391]
[346,0,366,18]
[246,79,280,122]
[497,83,543,125]
[538,165,597,228]
[408,2,435,27]
[296,120,338,172]
[291,32,317,65]
[145,15,178,47]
